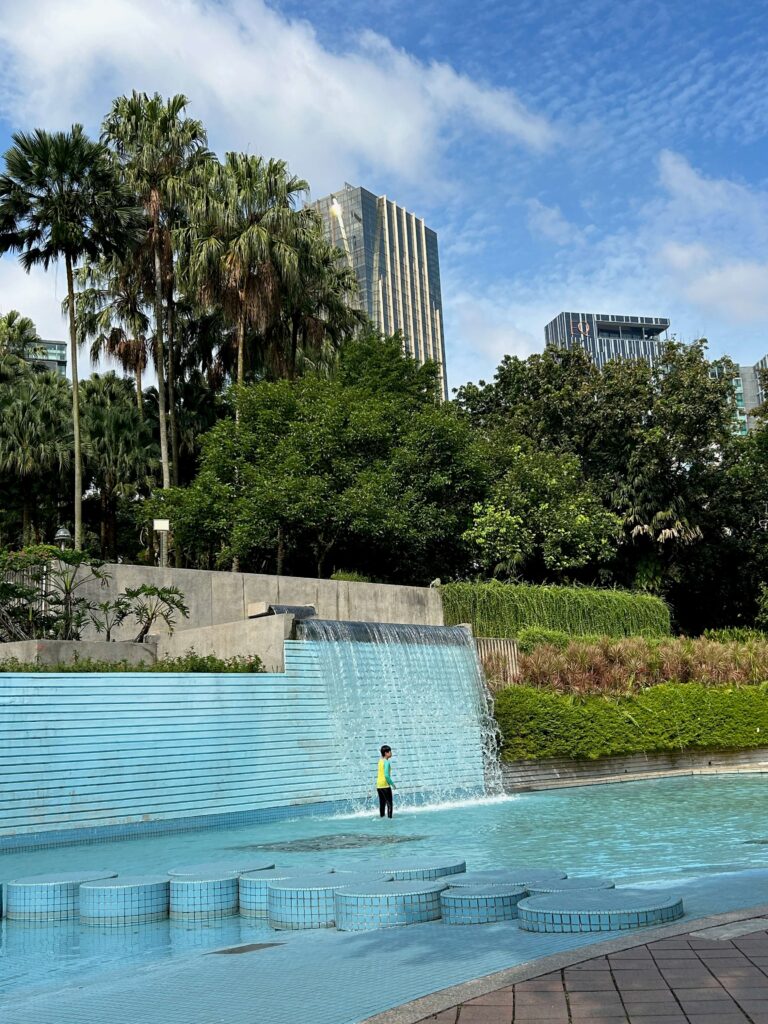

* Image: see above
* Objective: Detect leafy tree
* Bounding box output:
[0,125,143,548]
[464,446,621,579]
[122,584,189,642]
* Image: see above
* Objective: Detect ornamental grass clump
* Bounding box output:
[514,636,768,694]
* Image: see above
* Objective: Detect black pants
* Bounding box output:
[377,787,393,818]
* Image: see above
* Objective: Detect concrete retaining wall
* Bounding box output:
[0,640,155,668]
[79,565,443,640]
[502,748,768,791]
[154,614,293,672]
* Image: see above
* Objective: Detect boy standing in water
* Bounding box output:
[376,745,395,818]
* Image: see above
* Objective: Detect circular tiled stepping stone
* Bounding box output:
[448,867,567,888]
[80,876,170,926]
[380,857,466,881]
[526,877,615,895]
[5,870,117,921]
[517,890,684,933]
[168,859,275,878]
[239,870,293,916]
[335,880,447,931]
[170,874,239,920]
[267,874,349,930]
[441,884,527,925]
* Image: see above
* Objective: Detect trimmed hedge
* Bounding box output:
[515,627,604,653]
[495,683,768,761]
[0,652,265,673]
[441,580,670,639]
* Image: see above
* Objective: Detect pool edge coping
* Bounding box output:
[361,899,768,1024]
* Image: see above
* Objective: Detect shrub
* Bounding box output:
[495,683,768,761]
[515,627,604,653]
[441,580,670,639]
[0,651,265,673]
[330,570,373,583]
[704,627,767,643]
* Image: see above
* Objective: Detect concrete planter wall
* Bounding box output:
[0,640,156,668]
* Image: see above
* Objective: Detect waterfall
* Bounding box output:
[297,620,503,810]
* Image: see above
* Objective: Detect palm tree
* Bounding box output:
[0,309,46,360]
[102,92,212,489]
[272,212,365,380]
[0,363,72,544]
[73,254,150,418]
[0,125,143,548]
[81,373,158,557]
[185,153,308,395]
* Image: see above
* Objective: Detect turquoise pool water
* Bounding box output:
[2,774,767,999]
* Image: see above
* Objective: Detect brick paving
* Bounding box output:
[417,926,768,1023]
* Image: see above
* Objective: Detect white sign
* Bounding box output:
[153,518,170,532]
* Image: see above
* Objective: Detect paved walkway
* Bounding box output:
[416,923,768,1024]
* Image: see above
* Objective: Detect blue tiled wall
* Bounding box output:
[0,637,488,844]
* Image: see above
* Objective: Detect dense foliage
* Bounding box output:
[0,652,264,673]
[3,91,768,633]
[441,580,670,639]
[495,683,768,761]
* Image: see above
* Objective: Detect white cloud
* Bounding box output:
[0,0,554,193]
[0,0,555,364]
[525,198,581,245]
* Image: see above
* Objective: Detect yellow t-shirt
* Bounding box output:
[376,758,391,788]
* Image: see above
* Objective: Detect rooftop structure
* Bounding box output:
[544,310,671,369]
[313,184,447,398]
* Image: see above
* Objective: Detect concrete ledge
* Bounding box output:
[362,901,768,1023]
[0,639,155,668]
[155,614,293,671]
[503,747,768,792]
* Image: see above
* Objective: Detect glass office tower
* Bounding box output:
[313,184,447,398]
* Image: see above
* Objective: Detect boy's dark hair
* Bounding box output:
[380,745,391,756]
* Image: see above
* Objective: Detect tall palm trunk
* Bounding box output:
[135,363,143,419]
[152,205,171,490]
[65,254,83,550]
[167,297,180,487]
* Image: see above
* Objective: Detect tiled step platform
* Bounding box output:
[335,880,447,931]
[518,889,685,933]
[5,870,117,921]
[526,876,615,895]
[380,857,466,881]
[441,884,527,925]
[446,867,567,888]
[170,874,239,920]
[267,871,395,929]
[0,857,684,938]
[239,869,292,916]
[167,859,275,877]
[79,876,170,926]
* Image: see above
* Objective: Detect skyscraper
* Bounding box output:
[313,184,447,398]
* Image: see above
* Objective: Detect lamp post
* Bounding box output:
[54,526,73,551]
[153,518,170,568]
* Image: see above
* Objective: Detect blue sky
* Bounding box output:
[0,0,767,391]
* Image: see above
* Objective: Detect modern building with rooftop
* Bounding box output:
[313,183,447,398]
[544,311,672,369]
[26,339,67,376]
